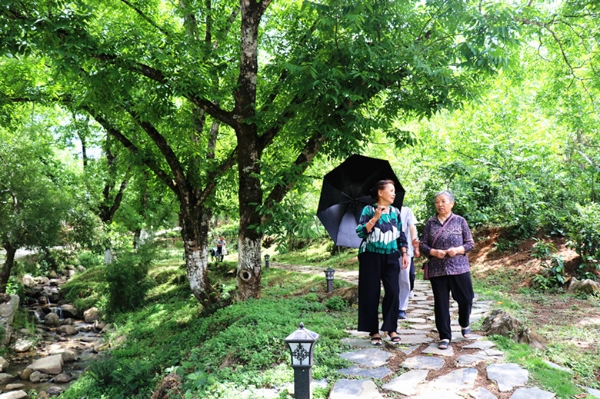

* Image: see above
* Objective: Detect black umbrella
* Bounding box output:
[317,154,405,248]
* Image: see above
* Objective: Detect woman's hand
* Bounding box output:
[401,253,409,269]
[446,246,464,257]
[432,249,446,259]
[412,238,420,258]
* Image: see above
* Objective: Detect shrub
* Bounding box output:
[567,203,600,279]
[325,296,346,311]
[531,239,566,290]
[77,251,104,269]
[104,245,154,315]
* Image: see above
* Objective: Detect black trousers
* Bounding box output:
[357,251,400,335]
[409,258,415,291]
[430,272,474,341]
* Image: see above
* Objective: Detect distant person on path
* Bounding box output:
[419,190,475,350]
[216,236,226,257]
[398,206,420,319]
[356,179,409,346]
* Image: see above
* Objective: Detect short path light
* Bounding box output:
[284,322,319,399]
[264,254,270,269]
[324,267,335,293]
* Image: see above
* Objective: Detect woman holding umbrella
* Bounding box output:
[356,179,409,345]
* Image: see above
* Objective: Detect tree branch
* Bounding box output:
[261,131,326,223]
[124,108,189,194]
[82,107,176,191]
[119,0,170,37]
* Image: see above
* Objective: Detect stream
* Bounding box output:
[1,275,105,397]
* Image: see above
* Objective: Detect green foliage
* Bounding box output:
[489,335,588,397]
[88,356,155,399]
[61,251,354,399]
[567,203,600,279]
[531,240,567,291]
[104,245,154,316]
[4,276,23,298]
[325,296,346,311]
[77,251,104,269]
[61,266,107,312]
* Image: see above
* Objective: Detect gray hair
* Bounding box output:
[434,190,455,202]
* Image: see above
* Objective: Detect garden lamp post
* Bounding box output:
[324,267,335,293]
[264,254,270,269]
[284,322,319,399]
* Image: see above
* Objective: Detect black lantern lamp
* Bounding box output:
[264,254,270,268]
[324,267,335,293]
[284,322,319,399]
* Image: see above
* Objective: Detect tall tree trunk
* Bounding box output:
[180,202,216,304]
[233,0,268,300]
[236,127,263,300]
[0,244,16,293]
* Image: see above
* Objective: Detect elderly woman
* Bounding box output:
[356,179,409,345]
[418,190,475,349]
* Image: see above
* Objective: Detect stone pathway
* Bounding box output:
[269,263,600,399]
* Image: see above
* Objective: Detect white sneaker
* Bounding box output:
[409,291,414,298]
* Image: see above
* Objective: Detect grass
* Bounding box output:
[58,248,356,399]
[48,238,600,398]
[271,242,358,270]
[473,265,600,396]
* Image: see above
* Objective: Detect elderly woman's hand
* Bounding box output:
[432,249,446,259]
[446,246,464,257]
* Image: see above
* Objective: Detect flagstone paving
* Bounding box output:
[269,262,600,398]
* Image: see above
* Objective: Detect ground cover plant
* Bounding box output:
[59,246,357,399]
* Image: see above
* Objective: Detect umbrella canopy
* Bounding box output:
[317,154,405,248]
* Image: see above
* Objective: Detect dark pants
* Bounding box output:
[430,272,474,341]
[357,251,400,335]
[409,258,415,291]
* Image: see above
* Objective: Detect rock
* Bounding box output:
[0,356,9,372]
[60,350,76,363]
[28,354,63,375]
[62,318,74,325]
[487,363,528,392]
[518,327,547,349]
[83,307,99,323]
[482,310,548,348]
[46,386,64,396]
[0,373,15,384]
[56,325,78,336]
[77,266,86,273]
[5,383,25,390]
[0,295,20,345]
[34,276,50,285]
[20,368,33,380]
[329,286,358,305]
[22,274,36,288]
[44,313,60,328]
[29,370,50,382]
[59,304,78,319]
[330,379,384,399]
[93,321,107,332]
[14,339,34,353]
[54,373,72,383]
[481,309,520,339]
[100,323,111,334]
[0,390,29,399]
[567,277,600,295]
